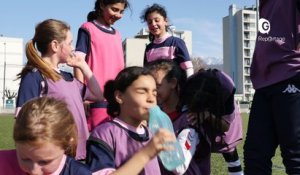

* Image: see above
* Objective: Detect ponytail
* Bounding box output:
[17,40,60,81]
[104,80,120,118]
[87,11,97,22]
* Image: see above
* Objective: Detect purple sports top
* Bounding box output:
[251,0,300,89]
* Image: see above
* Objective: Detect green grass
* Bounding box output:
[0,113,286,174]
[210,113,285,175]
[0,114,15,150]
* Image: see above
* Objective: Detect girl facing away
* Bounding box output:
[140,3,194,77]
[180,68,243,175]
[75,0,131,132]
[0,97,91,175]
[16,19,103,160]
[86,66,176,175]
[147,59,243,175]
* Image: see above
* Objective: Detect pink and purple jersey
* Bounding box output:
[76,21,124,92]
[87,118,161,175]
[16,70,89,160]
[210,70,243,152]
[144,34,193,71]
[76,21,125,131]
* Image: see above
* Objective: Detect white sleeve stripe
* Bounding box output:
[172,128,199,175]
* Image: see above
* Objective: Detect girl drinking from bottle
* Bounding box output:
[86,66,176,175]
[16,19,103,160]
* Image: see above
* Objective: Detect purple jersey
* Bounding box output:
[250,0,300,89]
[144,34,193,70]
[16,70,89,160]
[87,118,161,175]
[206,70,243,151]
[173,113,211,175]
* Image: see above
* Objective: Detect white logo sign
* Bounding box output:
[258,18,270,34]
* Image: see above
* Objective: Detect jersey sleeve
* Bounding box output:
[174,39,193,70]
[173,128,199,175]
[16,71,43,108]
[86,135,116,173]
[76,27,90,56]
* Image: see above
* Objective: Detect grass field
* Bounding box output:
[0,113,286,174]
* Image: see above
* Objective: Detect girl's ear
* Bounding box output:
[115,90,123,104]
[50,40,59,52]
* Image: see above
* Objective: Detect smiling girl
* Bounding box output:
[140,3,194,77]
[75,0,131,132]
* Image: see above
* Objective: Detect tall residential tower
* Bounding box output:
[223,4,257,102]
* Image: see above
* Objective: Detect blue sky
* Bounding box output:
[0,0,255,59]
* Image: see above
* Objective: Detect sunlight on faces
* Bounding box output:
[16,141,65,175]
[101,3,125,26]
[152,69,175,106]
[146,12,168,38]
[118,75,157,121]
[58,30,74,64]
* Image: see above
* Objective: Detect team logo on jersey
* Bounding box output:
[282,84,300,93]
[258,18,270,34]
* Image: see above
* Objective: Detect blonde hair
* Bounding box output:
[17,19,70,81]
[14,97,77,157]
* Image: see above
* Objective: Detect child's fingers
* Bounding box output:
[187,113,198,126]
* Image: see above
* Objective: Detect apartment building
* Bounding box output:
[223,4,257,102]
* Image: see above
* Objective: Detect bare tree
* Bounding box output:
[191,56,207,72]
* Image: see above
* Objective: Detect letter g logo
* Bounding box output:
[258,18,270,34]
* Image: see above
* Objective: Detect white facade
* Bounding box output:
[123,28,192,67]
[223,4,257,102]
[0,36,23,108]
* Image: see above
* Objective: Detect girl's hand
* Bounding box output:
[187,112,230,133]
[187,112,210,126]
[66,52,86,69]
[143,129,176,159]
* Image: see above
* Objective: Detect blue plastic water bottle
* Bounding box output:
[148,105,185,171]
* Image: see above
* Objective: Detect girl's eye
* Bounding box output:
[38,160,52,166]
[153,91,157,97]
[137,90,145,94]
[21,158,31,163]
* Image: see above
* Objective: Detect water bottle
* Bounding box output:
[148,105,185,171]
